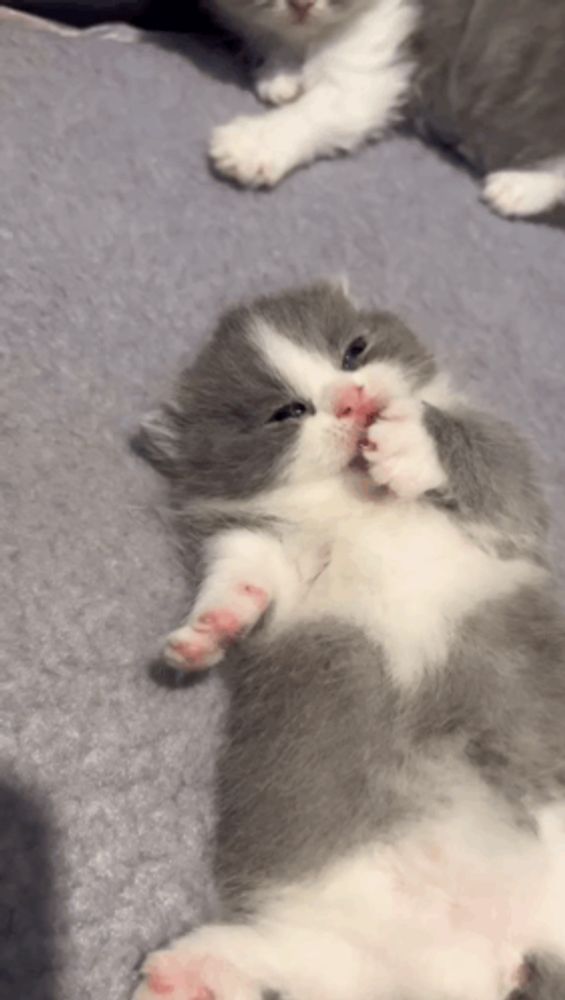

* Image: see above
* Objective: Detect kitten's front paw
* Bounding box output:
[361,399,445,500]
[165,584,270,671]
[209,115,296,188]
[255,66,303,106]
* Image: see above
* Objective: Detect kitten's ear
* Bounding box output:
[326,274,353,299]
[131,403,183,477]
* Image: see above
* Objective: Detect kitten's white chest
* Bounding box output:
[278,489,540,685]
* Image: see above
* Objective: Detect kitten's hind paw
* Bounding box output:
[133,942,263,1000]
[164,584,270,671]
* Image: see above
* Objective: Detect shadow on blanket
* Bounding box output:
[0,781,58,1000]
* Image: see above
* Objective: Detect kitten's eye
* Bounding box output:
[269,401,308,423]
[342,336,368,371]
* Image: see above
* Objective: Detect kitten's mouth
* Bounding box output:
[352,396,385,455]
[347,416,378,472]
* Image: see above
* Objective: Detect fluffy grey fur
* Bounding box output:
[139,284,565,1000]
[412,0,565,173]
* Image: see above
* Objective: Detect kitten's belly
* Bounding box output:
[282,501,541,685]
[251,790,559,1000]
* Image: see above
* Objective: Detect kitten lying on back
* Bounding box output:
[132,282,565,1000]
[208,0,565,218]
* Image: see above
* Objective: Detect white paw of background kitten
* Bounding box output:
[210,115,297,188]
[483,170,565,218]
[255,64,304,106]
[362,398,445,500]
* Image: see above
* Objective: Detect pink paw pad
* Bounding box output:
[170,642,211,666]
[238,583,269,613]
[146,958,215,1000]
[147,971,175,995]
[168,634,216,667]
[198,609,242,640]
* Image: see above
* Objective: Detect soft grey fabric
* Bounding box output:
[1,16,564,1000]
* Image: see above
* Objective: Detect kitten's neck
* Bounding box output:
[246,468,379,528]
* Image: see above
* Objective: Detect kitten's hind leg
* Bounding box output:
[165,528,299,671]
[132,918,380,1000]
[483,170,565,218]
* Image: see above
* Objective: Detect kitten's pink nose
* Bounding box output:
[288,0,316,14]
[334,385,378,426]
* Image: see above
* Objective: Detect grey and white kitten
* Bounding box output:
[132,283,565,1000]
[208,0,565,218]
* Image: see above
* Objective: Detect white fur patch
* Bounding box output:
[256,476,542,685]
[252,319,414,408]
[253,321,340,403]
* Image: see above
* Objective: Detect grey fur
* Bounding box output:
[412,0,565,173]
[422,404,549,560]
[514,954,565,1000]
[141,285,565,983]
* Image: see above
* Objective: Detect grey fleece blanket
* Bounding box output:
[1,14,564,1000]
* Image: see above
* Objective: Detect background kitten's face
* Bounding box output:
[140,284,436,501]
[215,0,368,40]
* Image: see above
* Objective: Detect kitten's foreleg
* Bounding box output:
[210,72,402,187]
[165,528,299,671]
[362,395,546,559]
[361,397,446,501]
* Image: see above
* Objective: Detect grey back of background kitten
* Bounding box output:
[413,0,565,173]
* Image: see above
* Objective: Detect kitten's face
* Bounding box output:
[216,0,368,40]
[141,284,436,501]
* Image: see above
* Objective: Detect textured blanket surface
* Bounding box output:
[1,17,564,1000]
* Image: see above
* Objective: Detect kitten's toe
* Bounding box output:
[483,170,565,218]
[209,116,295,188]
[164,624,225,671]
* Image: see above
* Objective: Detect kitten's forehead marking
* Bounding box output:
[252,320,339,402]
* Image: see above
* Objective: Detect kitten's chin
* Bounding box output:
[258,6,348,42]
